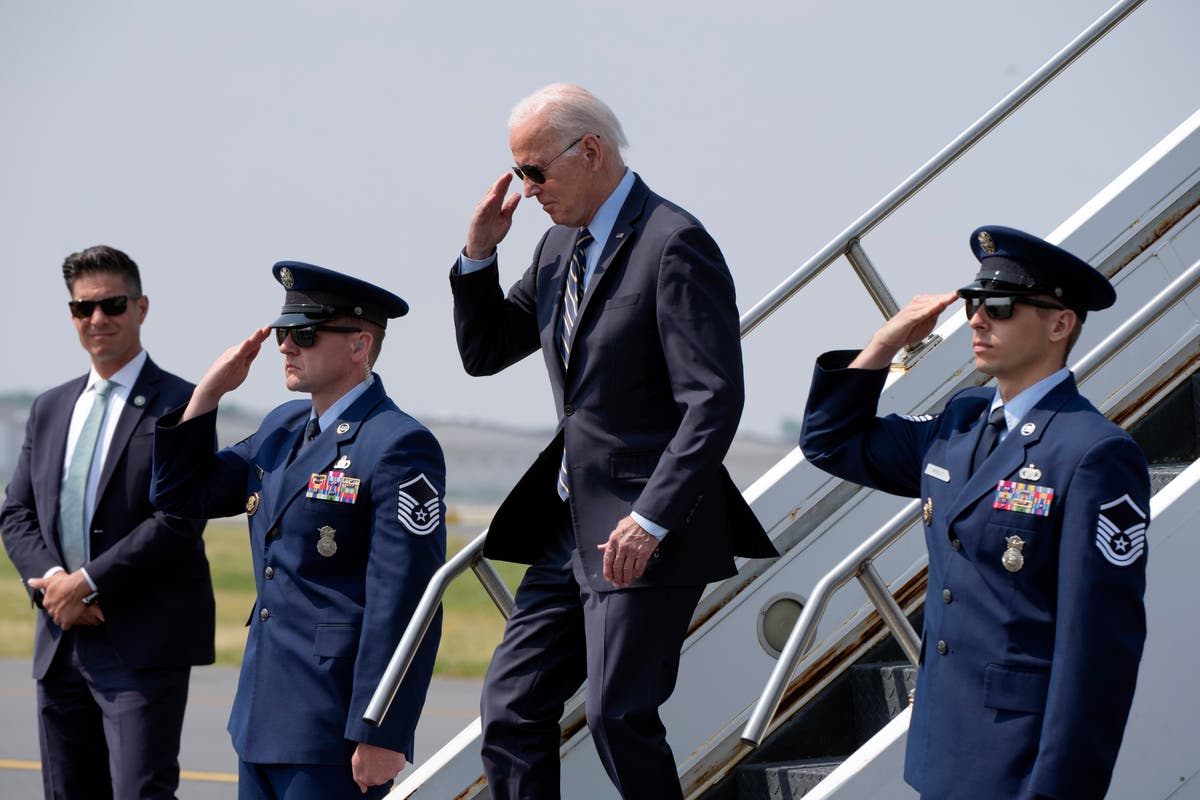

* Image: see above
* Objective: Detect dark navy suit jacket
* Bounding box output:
[152,377,444,764]
[451,174,775,590]
[801,351,1148,800]
[0,357,214,679]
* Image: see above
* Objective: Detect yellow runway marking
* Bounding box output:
[0,758,237,783]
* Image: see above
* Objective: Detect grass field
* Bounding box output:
[0,516,526,678]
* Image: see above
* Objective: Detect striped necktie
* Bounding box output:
[58,379,114,571]
[557,228,593,500]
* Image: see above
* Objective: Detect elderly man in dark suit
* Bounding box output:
[800,227,1149,799]
[451,83,777,800]
[1,245,214,799]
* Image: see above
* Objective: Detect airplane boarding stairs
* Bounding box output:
[375,39,1200,800]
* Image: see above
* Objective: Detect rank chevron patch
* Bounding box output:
[1095,494,1147,567]
[397,473,441,536]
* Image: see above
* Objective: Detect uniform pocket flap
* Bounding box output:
[983,663,1049,713]
[604,292,640,310]
[313,623,359,658]
[610,451,660,480]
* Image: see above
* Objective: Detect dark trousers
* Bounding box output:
[237,760,391,800]
[480,518,703,800]
[37,629,190,800]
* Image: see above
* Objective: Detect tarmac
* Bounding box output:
[0,658,482,799]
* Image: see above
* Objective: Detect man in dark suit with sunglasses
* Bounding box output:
[450,83,777,799]
[0,245,215,799]
[151,262,445,799]
[800,226,1149,799]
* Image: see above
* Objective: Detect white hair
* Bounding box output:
[508,83,629,154]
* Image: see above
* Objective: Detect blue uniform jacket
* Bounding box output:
[151,377,445,764]
[801,351,1148,800]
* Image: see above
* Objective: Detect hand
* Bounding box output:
[351,742,406,793]
[464,172,521,261]
[598,516,660,588]
[850,291,959,370]
[183,326,272,421]
[28,571,105,630]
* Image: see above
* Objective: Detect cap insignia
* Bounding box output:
[978,231,997,255]
[280,267,294,289]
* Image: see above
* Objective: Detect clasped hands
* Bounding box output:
[28,570,104,630]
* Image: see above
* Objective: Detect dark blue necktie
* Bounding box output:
[557,228,593,501]
[971,406,1006,473]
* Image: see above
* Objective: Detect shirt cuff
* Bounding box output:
[41,566,64,579]
[80,568,98,592]
[459,251,496,274]
[631,511,667,540]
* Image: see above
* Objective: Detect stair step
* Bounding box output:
[735,758,845,800]
[850,662,916,746]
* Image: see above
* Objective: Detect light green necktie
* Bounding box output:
[58,379,114,571]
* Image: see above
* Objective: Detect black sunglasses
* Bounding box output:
[68,295,139,319]
[275,324,362,348]
[512,135,587,185]
[964,295,1067,321]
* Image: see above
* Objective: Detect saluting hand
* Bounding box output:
[182,326,273,421]
[464,172,521,261]
[850,291,959,370]
[599,515,660,588]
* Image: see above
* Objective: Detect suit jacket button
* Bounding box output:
[950,537,962,551]
[264,566,275,580]
[260,608,270,622]
[936,640,948,655]
[564,404,575,416]
[942,588,952,603]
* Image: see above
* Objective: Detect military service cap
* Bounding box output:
[270,261,408,329]
[958,226,1115,321]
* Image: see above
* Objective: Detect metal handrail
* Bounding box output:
[738,0,1147,338]
[366,0,1149,731]
[363,531,514,726]
[741,255,1200,748]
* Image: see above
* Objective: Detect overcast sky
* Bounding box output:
[3,0,1198,438]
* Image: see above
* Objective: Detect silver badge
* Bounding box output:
[317,525,337,557]
[336,422,350,435]
[133,395,146,407]
[1019,464,1043,481]
[1002,534,1025,572]
[333,455,352,470]
[280,266,294,288]
[1020,422,1036,436]
[978,230,997,255]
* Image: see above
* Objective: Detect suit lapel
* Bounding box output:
[561,178,649,378]
[265,380,387,529]
[948,377,1076,524]
[94,359,160,502]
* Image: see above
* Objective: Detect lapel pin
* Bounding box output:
[133,395,146,407]
[1020,422,1036,436]
[336,422,350,435]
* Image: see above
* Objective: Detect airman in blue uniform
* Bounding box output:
[801,227,1149,799]
[152,262,445,799]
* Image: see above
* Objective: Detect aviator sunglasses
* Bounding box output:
[68,294,139,319]
[512,134,588,184]
[963,295,1067,321]
[275,324,362,348]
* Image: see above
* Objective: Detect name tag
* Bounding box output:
[924,463,951,483]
